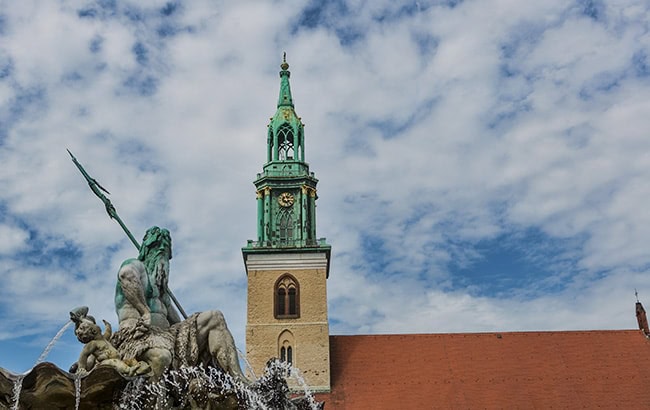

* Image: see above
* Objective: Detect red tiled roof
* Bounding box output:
[315,330,650,409]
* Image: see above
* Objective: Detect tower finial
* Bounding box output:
[636,288,640,303]
[281,52,289,71]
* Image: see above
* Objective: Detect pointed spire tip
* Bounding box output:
[281,52,289,71]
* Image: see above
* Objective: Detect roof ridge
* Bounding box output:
[330,329,640,338]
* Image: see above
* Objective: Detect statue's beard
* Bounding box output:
[154,257,169,291]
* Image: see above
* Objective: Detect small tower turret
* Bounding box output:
[636,290,649,336]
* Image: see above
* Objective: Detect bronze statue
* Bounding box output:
[113,227,247,381]
[72,313,150,377]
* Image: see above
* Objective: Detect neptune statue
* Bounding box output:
[112,226,247,381]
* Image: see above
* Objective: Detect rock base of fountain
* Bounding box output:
[1,363,128,409]
[0,360,323,409]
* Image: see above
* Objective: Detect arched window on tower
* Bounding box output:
[275,274,300,319]
[278,330,294,375]
[277,123,294,160]
[280,345,293,365]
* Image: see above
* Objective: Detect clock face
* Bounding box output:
[278,192,295,207]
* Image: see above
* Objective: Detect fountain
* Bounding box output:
[1,355,321,409]
[0,237,323,409]
[5,320,75,410]
[0,155,324,409]
[10,375,24,410]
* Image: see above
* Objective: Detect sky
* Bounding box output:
[1,0,649,374]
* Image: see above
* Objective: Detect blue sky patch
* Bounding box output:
[499,21,547,67]
[61,71,83,85]
[123,5,145,23]
[358,233,390,274]
[412,31,438,60]
[122,73,158,97]
[294,0,364,46]
[334,26,364,47]
[132,42,149,66]
[0,55,12,79]
[371,2,432,24]
[564,123,593,149]
[577,0,605,22]
[157,23,177,38]
[486,100,532,130]
[161,2,179,17]
[116,140,161,173]
[77,0,117,20]
[77,8,98,19]
[579,71,623,100]
[449,229,581,298]
[368,97,437,139]
[9,86,47,120]
[296,0,343,30]
[17,231,83,272]
[89,36,103,53]
[632,50,649,78]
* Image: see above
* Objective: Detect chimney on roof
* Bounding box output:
[635,292,649,336]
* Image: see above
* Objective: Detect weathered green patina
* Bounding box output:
[243,55,331,274]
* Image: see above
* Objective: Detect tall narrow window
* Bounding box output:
[286,346,293,375]
[278,210,294,245]
[277,124,294,160]
[277,288,286,317]
[274,274,300,319]
[288,288,297,315]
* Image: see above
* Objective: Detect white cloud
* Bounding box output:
[0,225,28,254]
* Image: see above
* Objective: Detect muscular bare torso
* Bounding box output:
[115,258,177,329]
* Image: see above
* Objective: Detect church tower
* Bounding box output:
[243,55,331,392]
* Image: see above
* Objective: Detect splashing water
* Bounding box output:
[11,375,25,410]
[11,321,74,410]
[74,373,82,410]
[117,361,326,410]
[35,321,74,365]
[286,365,320,410]
[237,347,257,379]
[255,360,321,410]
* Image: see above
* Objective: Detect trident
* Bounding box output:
[67,149,188,319]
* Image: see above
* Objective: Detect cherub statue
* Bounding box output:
[70,307,150,377]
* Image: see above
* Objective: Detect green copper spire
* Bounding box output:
[242,54,330,265]
[267,53,305,163]
[277,52,294,108]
